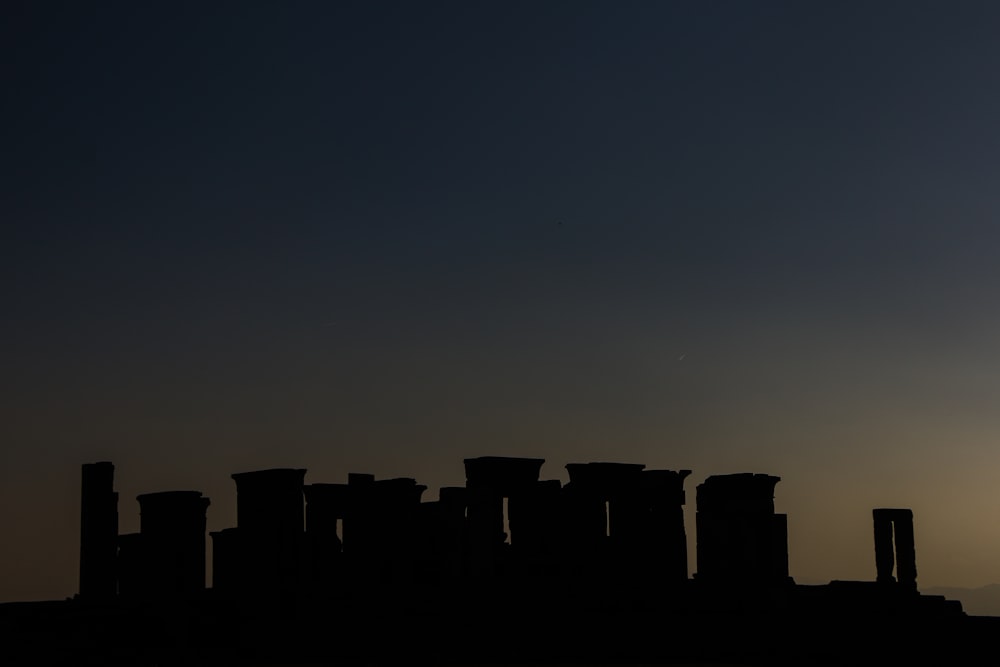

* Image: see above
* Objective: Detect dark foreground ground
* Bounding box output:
[3,581,998,666]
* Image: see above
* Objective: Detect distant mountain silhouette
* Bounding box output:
[923,584,1000,617]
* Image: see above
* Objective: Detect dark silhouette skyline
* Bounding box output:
[3,455,996,665]
[75,456,955,601]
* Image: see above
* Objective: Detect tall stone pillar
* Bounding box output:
[560,472,607,556]
[563,462,647,580]
[351,477,427,586]
[508,479,562,574]
[872,508,917,589]
[231,468,307,598]
[892,510,917,589]
[463,456,545,577]
[641,469,691,582]
[872,509,896,583]
[431,486,468,581]
[115,532,142,599]
[303,483,348,593]
[695,473,787,585]
[210,527,243,594]
[79,462,118,600]
[135,490,211,597]
[342,473,375,578]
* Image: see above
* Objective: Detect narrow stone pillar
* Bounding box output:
[79,462,118,600]
[427,486,467,581]
[892,509,917,589]
[210,527,243,594]
[342,472,374,560]
[464,484,505,577]
[304,483,348,593]
[641,469,691,582]
[873,508,897,583]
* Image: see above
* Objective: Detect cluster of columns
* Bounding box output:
[211,456,696,593]
[459,457,694,584]
[561,462,691,582]
[212,469,432,598]
[694,473,789,585]
[79,462,212,601]
[77,459,921,603]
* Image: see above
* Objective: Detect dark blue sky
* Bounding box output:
[3,1,999,601]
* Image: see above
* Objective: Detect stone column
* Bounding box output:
[695,473,784,585]
[369,477,427,584]
[563,462,647,583]
[304,483,348,593]
[435,486,468,581]
[231,468,307,598]
[892,509,917,589]
[642,469,691,582]
[136,490,211,597]
[210,527,243,594]
[464,456,544,577]
[872,509,896,583]
[342,473,375,561]
[872,507,917,589]
[116,532,142,599]
[79,462,118,600]
[508,479,562,575]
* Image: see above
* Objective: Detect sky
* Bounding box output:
[2,1,999,602]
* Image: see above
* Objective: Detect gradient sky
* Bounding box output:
[3,1,999,602]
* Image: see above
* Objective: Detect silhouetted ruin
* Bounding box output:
[695,473,789,585]
[217,468,307,600]
[78,461,118,601]
[873,507,918,589]
[2,456,997,666]
[118,490,210,599]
